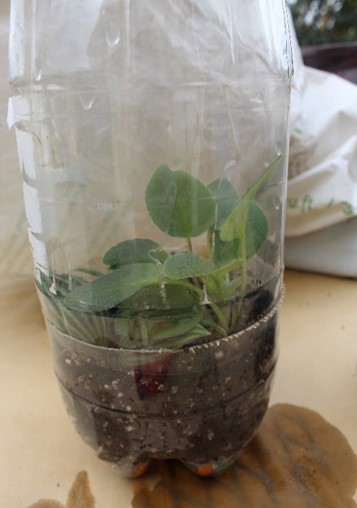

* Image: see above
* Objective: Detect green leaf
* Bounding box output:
[37,271,85,300]
[245,201,269,256]
[220,156,281,242]
[113,309,208,349]
[218,277,242,300]
[151,323,211,349]
[119,283,199,312]
[163,252,210,280]
[59,307,110,346]
[201,314,228,337]
[208,178,238,227]
[103,238,168,269]
[207,179,239,265]
[245,155,283,202]
[144,311,204,342]
[145,165,216,238]
[214,201,268,259]
[211,230,240,264]
[74,267,104,278]
[63,263,161,313]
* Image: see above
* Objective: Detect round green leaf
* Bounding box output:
[163,252,210,280]
[245,201,269,256]
[103,238,168,269]
[63,263,161,313]
[140,310,203,342]
[145,165,215,238]
[212,201,268,264]
[211,230,240,265]
[208,178,238,227]
[220,193,250,243]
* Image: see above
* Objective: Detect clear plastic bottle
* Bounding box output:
[9,0,293,476]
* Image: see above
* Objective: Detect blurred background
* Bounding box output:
[288,0,355,46]
[287,0,356,83]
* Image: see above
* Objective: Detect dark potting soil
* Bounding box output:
[49,277,281,474]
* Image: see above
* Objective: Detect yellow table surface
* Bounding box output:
[1,270,356,507]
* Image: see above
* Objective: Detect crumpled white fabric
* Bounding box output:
[286,33,357,276]
[287,67,357,237]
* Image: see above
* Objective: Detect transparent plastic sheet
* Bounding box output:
[8,0,291,284]
[8,0,293,81]
[3,1,293,277]
[0,1,32,275]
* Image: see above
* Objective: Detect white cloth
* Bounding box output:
[287,67,357,238]
[286,60,357,277]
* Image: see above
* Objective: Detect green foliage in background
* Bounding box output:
[288,0,356,46]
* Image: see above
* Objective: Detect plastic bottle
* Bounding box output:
[9,0,293,476]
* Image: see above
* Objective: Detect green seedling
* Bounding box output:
[39,156,282,350]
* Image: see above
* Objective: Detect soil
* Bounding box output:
[49,278,281,476]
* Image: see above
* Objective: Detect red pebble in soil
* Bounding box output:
[134,356,172,397]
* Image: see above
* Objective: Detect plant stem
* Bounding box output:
[229,217,248,331]
[210,258,242,278]
[239,232,248,297]
[187,236,193,252]
[209,301,229,333]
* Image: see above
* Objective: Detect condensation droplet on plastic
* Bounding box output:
[101,6,121,49]
[223,160,238,181]
[275,142,282,156]
[160,280,168,306]
[79,92,96,111]
[250,92,264,105]
[273,196,281,211]
[171,160,182,171]
[34,65,42,82]
[105,27,121,49]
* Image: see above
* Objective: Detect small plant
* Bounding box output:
[39,156,281,350]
